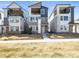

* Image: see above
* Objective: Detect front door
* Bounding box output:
[42,27,45,33]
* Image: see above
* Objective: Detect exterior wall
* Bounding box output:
[0,26,2,34]
[0,12,5,34]
[28,3,48,34]
[70,24,79,33]
[28,5,41,33]
[56,14,71,32]
[56,5,71,33]
[50,5,73,33]
[3,2,25,34]
[3,9,8,18]
[8,16,24,34]
[0,12,4,25]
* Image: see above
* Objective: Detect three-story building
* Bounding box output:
[3,2,25,34]
[49,4,74,33]
[28,2,48,34]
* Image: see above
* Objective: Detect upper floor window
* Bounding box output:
[41,9,45,15]
[30,17,34,22]
[10,18,19,23]
[36,17,38,22]
[64,16,68,21]
[60,16,63,21]
[60,16,68,21]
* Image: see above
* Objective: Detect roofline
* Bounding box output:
[3,1,27,13]
[41,6,48,9]
[28,2,42,7]
[7,1,22,8]
[49,4,72,19]
[53,4,71,12]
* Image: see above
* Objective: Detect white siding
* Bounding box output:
[9,16,24,32]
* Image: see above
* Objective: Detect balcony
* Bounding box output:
[59,7,70,14]
[8,8,23,17]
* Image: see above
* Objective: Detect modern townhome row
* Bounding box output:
[0,2,48,34]
[49,4,79,33]
[0,1,79,34]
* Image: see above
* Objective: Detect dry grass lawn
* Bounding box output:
[49,33,79,39]
[0,34,42,40]
[0,42,79,58]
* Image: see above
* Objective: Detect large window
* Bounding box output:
[10,17,19,23]
[60,16,68,21]
[60,25,67,30]
[31,8,40,15]
[10,26,19,31]
[64,16,68,21]
[10,18,19,23]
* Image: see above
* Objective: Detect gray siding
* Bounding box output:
[71,7,74,23]
[41,6,48,17]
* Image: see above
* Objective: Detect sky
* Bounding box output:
[0,1,79,20]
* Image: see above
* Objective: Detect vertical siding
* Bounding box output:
[71,7,74,23]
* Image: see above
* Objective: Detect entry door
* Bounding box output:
[42,27,45,33]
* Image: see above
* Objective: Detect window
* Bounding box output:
[61,25,63,30]
[60,16,63,21]
[36,26,38,31]
[0,13,1,19]
[64,26,67,30]
[60,16,68,21]
[30,17,34,22]
[15,19,19,22]
[64,16,68,21]
[36,17,39,22]
[41,9,45,15]
[10,26,19,31]
[10,18,19,23]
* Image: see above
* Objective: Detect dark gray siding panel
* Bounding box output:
[4,18,9,26]
[71,7,74,23]
[41,6,48,17]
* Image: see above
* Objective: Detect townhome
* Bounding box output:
[49,4,74,33]
[0,11,5,34]
[69,19,79,33]
[28,2,48,34]
[3,2,25,34]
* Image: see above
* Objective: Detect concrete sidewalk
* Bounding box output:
[0,39,79,43]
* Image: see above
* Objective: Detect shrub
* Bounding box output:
[22,27,32,34]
